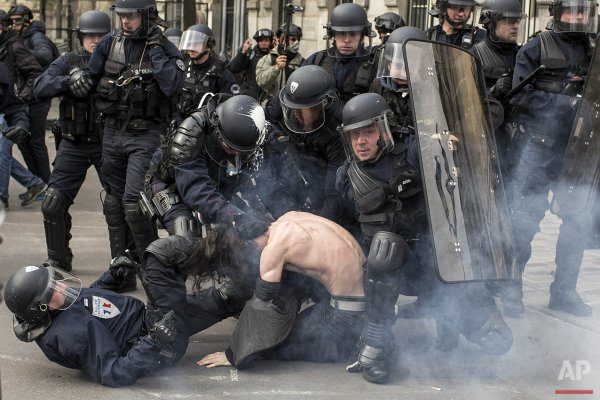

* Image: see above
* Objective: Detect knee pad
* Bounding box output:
[103,193,125,225]
[145,235,194,267]
[41,187,70,220]
[172,215,202,241]
[367,231,408,275]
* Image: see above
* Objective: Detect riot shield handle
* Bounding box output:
[503,64,546,103]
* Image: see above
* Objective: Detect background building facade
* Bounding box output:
[0,0,553,57]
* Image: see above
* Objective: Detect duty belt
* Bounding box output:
[149,189,182,217]
[330,296,366,312]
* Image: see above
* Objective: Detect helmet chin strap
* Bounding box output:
[191,50,209,61]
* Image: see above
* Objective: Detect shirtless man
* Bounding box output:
[193,211,369,369]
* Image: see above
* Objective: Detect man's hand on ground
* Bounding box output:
[197,351,231,368]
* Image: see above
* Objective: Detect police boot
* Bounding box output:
[103,193,129,258]
[124,202,158,262]
[548,282,592,317]
[462,310,513,355]
[41,187,73,271]
[499,281,524,318]
[358,323,395,384]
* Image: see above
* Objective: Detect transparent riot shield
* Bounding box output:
[403,39,517,282]
[553,44,600,215]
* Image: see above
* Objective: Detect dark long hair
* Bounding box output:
[182,224,260,294]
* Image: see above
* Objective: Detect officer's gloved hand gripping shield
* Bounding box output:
[403,38,517,282]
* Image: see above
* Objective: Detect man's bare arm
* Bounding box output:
[259,241,287,283]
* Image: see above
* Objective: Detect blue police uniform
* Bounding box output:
[87,31,184,260]
[35,287,182,387]
[427,24,486,48]
[507,30,592,315]
[34,49,104,270]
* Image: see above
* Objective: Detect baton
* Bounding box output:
[503,64,546,102]
[124,249,163,318]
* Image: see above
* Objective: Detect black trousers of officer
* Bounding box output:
[42,140,103,269]
[17,100,52,183]
[101,127,160,260]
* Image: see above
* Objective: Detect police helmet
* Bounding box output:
[77,11,111,36]
[0,9,10,30]
[376,27,427,83]
[212,95,266,152]
[165,27,182,48]
[111,0,157,38]
[325,3,373,38]
[4,265,82,342]
[253,28,274,40]
[276,23,303,40]
[279,65,338,134]
[548,0,597,33]
[180,24,216,54]
[341,93,394,163]
[430,0,476,20]
[374,12,406,34]
[387,26,428,45]
[7,4,33,21]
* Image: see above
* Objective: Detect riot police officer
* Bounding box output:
[177,24,236,118]
[7,4,57,184]
[164,27,182,48]
[4,264,182,387]
[70,0,184,264]
[427,0,485,48]
[143,94,269,241]
[338,93,513,384]
[229,28,274,100]
[303,3,376,104]
[506,0,597,316]
[471,0,525,99]
[262,65,347,223]
[33,11,112,272]
[374,12,406,44]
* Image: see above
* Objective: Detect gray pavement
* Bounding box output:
[1,121,599,400]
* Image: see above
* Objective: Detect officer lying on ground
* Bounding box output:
[4,264,180,387]
[193,211,366,369]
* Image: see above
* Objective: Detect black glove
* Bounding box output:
[69,68,94,98]
[233,212,269,240]
[490,74,513,100]
[108,255,138,281]
[4,126,29,145]
[149,310,177,345]
[146,23,164,49]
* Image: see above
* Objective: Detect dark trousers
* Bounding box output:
[18,100,51,182]
[100,128,161,203]
[49,140,103,199]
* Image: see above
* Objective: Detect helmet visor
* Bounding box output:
[341,112,395,163]
[180,30,210,53]
[555,2,598,32]
[374,17,397,32]
[281,96,327,134]
[42,266,82,311]
[167,35,181,48]
[376,43,408,82]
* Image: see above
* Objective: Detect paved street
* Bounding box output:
[1,111,599,400]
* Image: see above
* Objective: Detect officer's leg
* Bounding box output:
[43,141,96,271]
[459,282,513,354]
[103,193,130,258]
[101,128,131,258]
[41,187,73,270]
[503,139,552,316]
[22,101,51,182]
[549,211,592,316]
[144,236,196,360]
[358,231,406,384]
[122,133,160,261]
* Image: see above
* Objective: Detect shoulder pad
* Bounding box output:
[167,111,210,166]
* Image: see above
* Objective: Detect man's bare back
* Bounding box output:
[257,211,365,297]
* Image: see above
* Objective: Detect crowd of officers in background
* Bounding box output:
[0,0,598,388]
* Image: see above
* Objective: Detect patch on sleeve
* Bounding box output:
[92,296,121,319]
[176,59,185,71]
